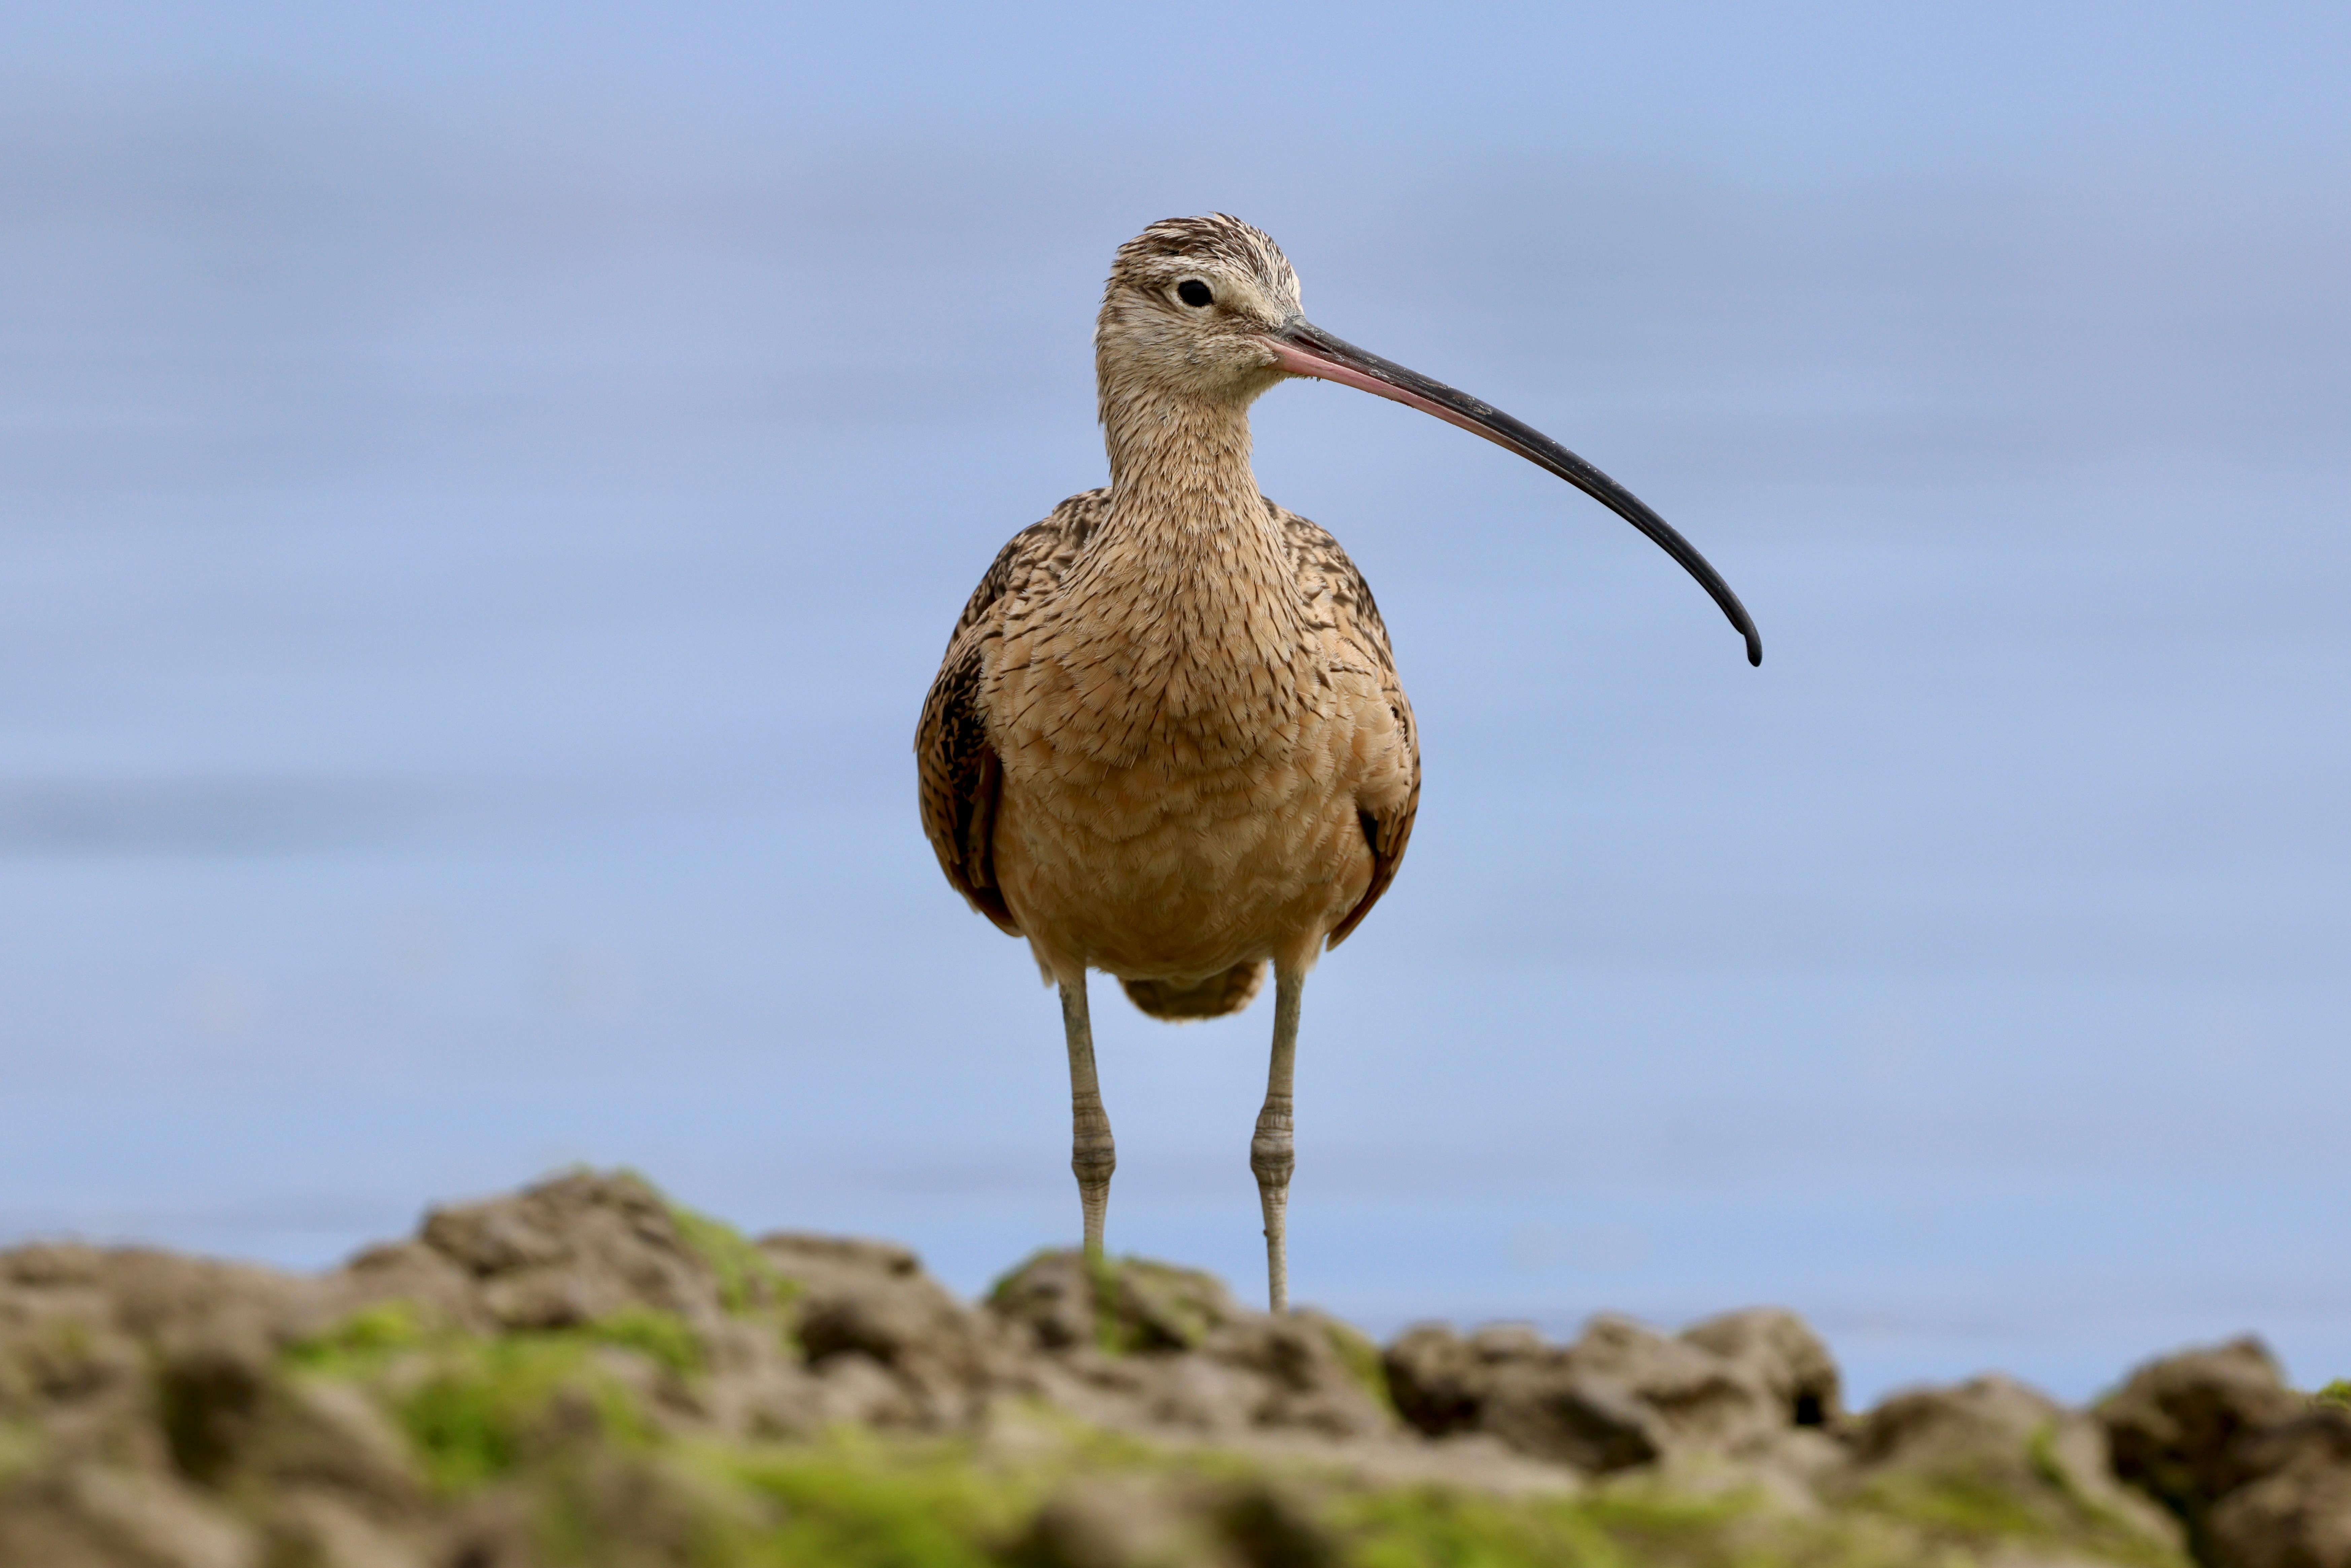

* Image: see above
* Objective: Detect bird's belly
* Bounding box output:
[992,731,1376,982]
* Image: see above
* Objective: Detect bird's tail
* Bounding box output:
[1120,961,1265,1021]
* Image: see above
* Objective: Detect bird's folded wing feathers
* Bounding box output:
[1273,505,1421,948]
[915,491,1107,935]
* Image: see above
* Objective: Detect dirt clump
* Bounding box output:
[2100,1339,2351,1568]
[1383,1305,1842,1476]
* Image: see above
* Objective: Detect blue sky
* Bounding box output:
[1,2,2346,1403]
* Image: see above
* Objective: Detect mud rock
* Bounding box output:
[1213,1479,1341,1568]
[2099,1339,2351,1567]
[0,1255,163,1474]
[1384,1306,1841,1473]
[2099,1339,2323,1552]
[1009,1474,1207,1568]
[49,1465,259,1568]
[1203,1311,1391,1439]
[1844,1373,2180,1553]
[988,1253,1391,1441]
[1381,1323,1484,1438]
[2101,1339,2311,1525]
[1682,1306,1845,1430]
[260,1491,425,1568]
[990,1249,1106,1352]
[991,1251,1241,1356]
[1494,1368,1666,1473]
[1010,1473,1338,1568]
[2204,1408,2351,1568]
[407,1169,746,1333]
[246,1375,424,1507]
[1556,1314,1783,1460]
[763,1229,1004,1428]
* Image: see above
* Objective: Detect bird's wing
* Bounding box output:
[915,489,1108,935]
[1271,502,1422,948]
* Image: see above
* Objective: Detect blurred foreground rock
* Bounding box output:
[0,1170,2330,1566]
[2099,1339,2351,1568]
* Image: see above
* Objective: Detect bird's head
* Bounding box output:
[1093,213,1765,668]
[1096,214,1303,408]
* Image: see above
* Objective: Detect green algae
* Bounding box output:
[0,1420,41,1484]
[586,1305,705,1378]
[1335,1484,1619,1568]
[683,1440,2180,1568]
[1083,1248,1135,1354]
[283,1300,701,1493]
[728,1435,1032,1568]
[2021,1419,2180,1563]
[1095,1254,1229,1355]
[287,1299,701,1382]
[399,1335,656,1492]
[1848,1463,2184,1568]
[1315,1315,1397,1419]
[670,1201,796,1319]
[284,1298,435,1371]
[616,1169,795,1319]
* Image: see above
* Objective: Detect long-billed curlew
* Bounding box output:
[918,215,1758,1312]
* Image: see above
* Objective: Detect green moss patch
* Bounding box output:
[284,1298,435,1372]
[1337,1484,1616,1568]
[701,1442,2147,1568]
[0,1420,41,1484]
[288,1300,702,1381]
[1316,1316,1397,1419]
[660,1196,796,1318]
[1849,1465,2182,1568]
[586,1305,703,1378]
[398,1335,657,1493]
[284,1301,708,1494]
[1081,1253,1232,1355]
[728,1436,1033,1568]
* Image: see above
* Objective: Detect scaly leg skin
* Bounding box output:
[1251,966,1305,1313]
[1061,977,1115,1258]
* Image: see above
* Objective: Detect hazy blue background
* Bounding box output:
[3,1,2346,1404]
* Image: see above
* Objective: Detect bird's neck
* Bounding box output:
[1069,386,1311,704]
[1099,388,1276,557]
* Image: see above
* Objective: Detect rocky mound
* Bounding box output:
[1,1170,2343,1567]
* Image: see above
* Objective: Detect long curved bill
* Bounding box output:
[1265,320,1762,667]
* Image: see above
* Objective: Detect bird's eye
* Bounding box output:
[1176,279,1214,308]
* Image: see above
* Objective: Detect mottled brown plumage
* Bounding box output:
[914,214,1759,1313]
[916,485,1419,1006]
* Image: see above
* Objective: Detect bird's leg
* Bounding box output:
[1060,977,1115,1258]
[1251,966,1305,1313]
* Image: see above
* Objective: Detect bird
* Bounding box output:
[917,214,1757,1313]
